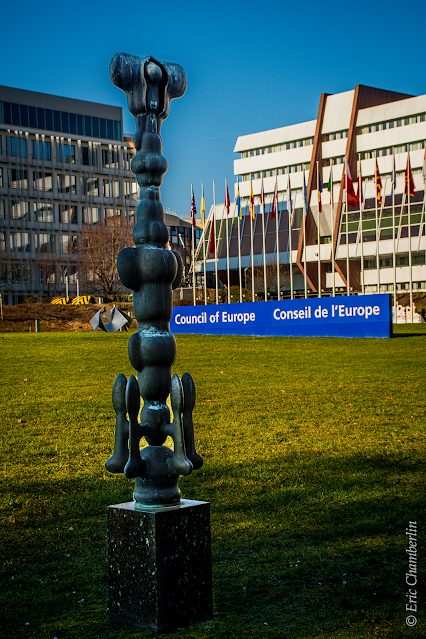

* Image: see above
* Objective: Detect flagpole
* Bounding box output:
[260,178,267,301]
[225,178,231,304]
[201,182,207,305]
[250,180,255,302]
[316,161,321,298]
[303,171,307,299]
[236,180,243,303]
[275,173,280,300]
[191,184,196,306]
[330,162,335,297]
[345,163,350,296]
[287,171,294,300]
[358,155,365,295]
[407,154,413,321]
[374,155,380,295]
[391,154,397,321]
[213,180,218,304]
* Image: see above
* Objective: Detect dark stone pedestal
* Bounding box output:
[107,499,213,634]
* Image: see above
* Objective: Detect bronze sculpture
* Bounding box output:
[105,53,203,506]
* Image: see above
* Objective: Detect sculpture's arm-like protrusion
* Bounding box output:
[124,375,147,479]
[162,374,192,476]
[105,374,129,473]
[181,373,203,470]
[171,250,183,290]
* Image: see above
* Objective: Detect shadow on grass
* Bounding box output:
[1,448,424,638]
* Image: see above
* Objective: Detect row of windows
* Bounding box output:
[0,223,198,255]
[322,130,349,142]
[1,134,133,169]
[239,157,346,181]
[0,171,137,198]
[0,200,136,224]
[359,140,425,159]
[237,140,426,182]
[169,226,202,243]
[363,254,425,269]
[0,101,122,141]
[358,113,426,134]
[239,113,426,161]
[240,136,315,158]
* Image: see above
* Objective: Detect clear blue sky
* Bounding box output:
[2,0,426,220]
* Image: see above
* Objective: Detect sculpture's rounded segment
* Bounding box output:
[109,52,187,132]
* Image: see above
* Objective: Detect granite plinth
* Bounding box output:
[107,499,213,634]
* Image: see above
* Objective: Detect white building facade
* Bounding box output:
[202,85,426,304]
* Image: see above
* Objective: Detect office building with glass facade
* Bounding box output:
[0,85,138,304]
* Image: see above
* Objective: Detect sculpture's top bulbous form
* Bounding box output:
[109,52,186,140]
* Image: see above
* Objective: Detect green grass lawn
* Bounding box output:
[0,326,425,639]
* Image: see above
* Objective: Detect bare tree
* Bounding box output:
[247,256,291,296]
[75,215,133,297]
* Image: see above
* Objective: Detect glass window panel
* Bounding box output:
[106,119,113,139]
[82,146,89,165]
[59,205,77,224]
[19,104,29,127]
[82,206,100,224]
[84,116,92,137]
[114,120,121,141]
[3,102,11,124]
[61,112,69,134]
[12,103,20,125]
[92,117,99,138]
[99,118,107,139]
[28,106,37,128]
[53,110,61,132]
[37,107,45,129]
[69,113,76,134]
[9,168,28,188]
[45,109,53,131]
[57,174,76,194]
[9,136,26,157]
[34,204,54,222]
[10,232,30,251]
[10,201,29,220]
[77,114,84,135]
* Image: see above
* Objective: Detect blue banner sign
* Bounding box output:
[171,294,392,338]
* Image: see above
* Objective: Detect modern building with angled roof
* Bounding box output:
[200,85,426,306]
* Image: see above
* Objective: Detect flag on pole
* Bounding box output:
[191,185,197,227]
[357,164,363,206]
[317,168,323,213]
[302,171,308,216]
[225,179,230,215]
[327,165,333,194]
[249,180,255,220]
[390,152,396,204]
[286,174,293,222]
[374,159,382,205]
[404,154,415,197]
[260,177,265,213]
[208,213,215,254]
[344,159,358,207]
[236,182,242,220]
[271,179,278,219]
[200,183,205,228]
